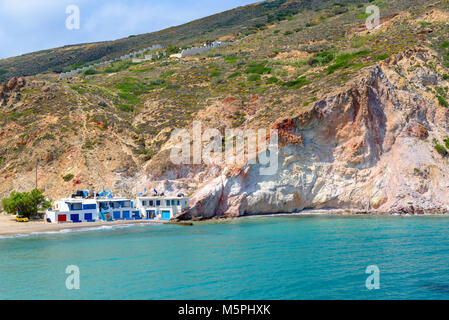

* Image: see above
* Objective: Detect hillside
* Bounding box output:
[0,0,335,82]
[1,0,449,217]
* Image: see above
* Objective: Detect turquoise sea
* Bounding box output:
[1,215,449,300]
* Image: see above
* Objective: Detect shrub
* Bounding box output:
[351,35,373,48]
[132,67,152,73]
[148,79,166,88]
[66,62,87,71]
[245,61,271,74]
[118,104,134,112]
[161,70,175,78]
[63,173,74,182]
[443,74,449,80]
[166,44,180,55]
[228,72,240,78]
[118,92,140,104]
[83,69,98,75]
[248,74,261,81]
[70,86,85,94]
[224,55,238,64]
[308,51,334,66]
[376,54,390,61]
[266,8,299,23]
[357,13,370,20]
[253,23,266,30]
[42,133,55,140]
[304,97,318,106]
[115,78,149,95]
[207,52,222,58]
[232,112,246,127]
[266,76,279,84]
[437,95,448,107]
[444,138,449,149]
[434,143,447,156]
[137,148,156,161]
[115,78,150,104]
[1,189,51,218]
[104,60,135,73]
[440,41,449,49]
[282,76,311,89]
[327,50,370,74]
[82,140,94,150]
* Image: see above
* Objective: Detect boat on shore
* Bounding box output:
[45,190,189,224]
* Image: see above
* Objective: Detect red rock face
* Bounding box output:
[407,125,428,139]
[271,118,304,146]
[72,176,82,187]
[222,96,243,115]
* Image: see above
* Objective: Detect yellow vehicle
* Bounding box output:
[15,215,29,222]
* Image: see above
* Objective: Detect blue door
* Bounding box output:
[132,211,141,219]
[70,214,79,222]
[123,211,130,219]
[84,213,93,221]
[113,211,121,220]
[146,210,155,219]
[161,210,171,220]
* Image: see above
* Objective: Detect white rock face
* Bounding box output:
[136,48,449,217]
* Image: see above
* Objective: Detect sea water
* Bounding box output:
[1,215,449,300]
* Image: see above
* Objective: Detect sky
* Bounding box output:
[0,0,259,59]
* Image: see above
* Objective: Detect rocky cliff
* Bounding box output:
[181,48,449,217]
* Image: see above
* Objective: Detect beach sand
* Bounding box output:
[0,214,159,237]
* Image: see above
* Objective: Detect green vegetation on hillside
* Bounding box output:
[1,0,448,195]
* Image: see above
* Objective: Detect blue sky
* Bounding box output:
[0,0,259,59]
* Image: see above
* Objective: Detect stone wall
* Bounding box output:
[59,44,163,80]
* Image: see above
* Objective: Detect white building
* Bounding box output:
[136,195,189,220]
[45,191,190,223]
[45,196,138,223]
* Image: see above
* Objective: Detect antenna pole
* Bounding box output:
[35,160,38,189]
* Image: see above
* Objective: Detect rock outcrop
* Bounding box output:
[184,48,449,217]
[0,77,26,107]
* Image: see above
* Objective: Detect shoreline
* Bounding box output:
[0,214,162,238]
[2,209,449,238]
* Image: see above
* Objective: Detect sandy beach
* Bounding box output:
[0,213,161,237]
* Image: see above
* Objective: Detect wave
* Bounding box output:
[0,222,158,239]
